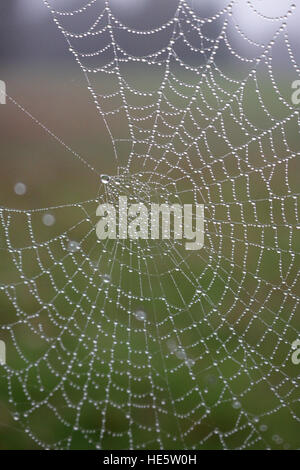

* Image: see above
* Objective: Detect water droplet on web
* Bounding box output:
[100,174,110,184]
[91,261,99,271]
[134,309,147,321]
[14,182,27,195]
[102,274,110,284]
[42,213,55,226]
[186,358,195,367]
[67,240,80,253]
[232,400,242,409]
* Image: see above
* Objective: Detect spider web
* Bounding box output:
[0,0,299,450]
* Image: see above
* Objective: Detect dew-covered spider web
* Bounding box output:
[0,0,300,450]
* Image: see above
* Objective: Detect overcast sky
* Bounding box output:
[2,0,298,65]
[17,0,299,37]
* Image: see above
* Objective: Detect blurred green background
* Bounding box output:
[0,0,299,450]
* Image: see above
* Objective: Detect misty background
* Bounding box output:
[0,0,299,451]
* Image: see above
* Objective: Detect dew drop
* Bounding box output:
[102,274,110,284]
[232,400,242,409]
[14,182,27,196]
[100,174,110,184]
[91,261,99,271]
[186,359,195,367]
[67,240,80,253]
[42,213,55,226]
[134,309,147,321]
